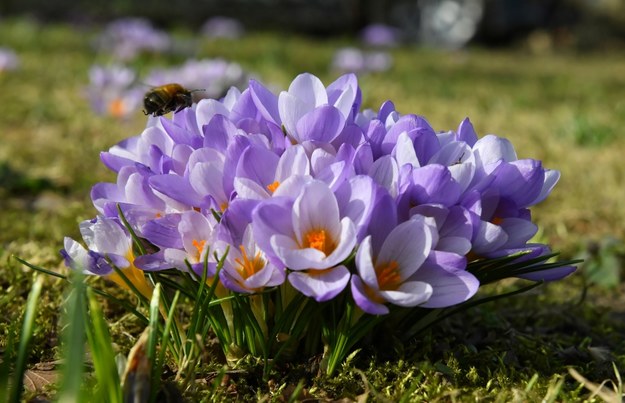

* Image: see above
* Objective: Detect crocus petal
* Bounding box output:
[473,134,517,167]
[351,275,389,315]
[288,265,350,302]
[295,105,345,143]
[533,169,560,205]
[378,281,433,307]
[377,217,433,280]
[415,260,479,308]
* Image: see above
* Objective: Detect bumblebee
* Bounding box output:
[143,83,203,117]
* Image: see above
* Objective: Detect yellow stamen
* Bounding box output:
[376,260,401,290]
[234,245,265,279]
[304,229,335,255]
[220,201,229,212]
[266,181,280,194]
[107,250,154,300]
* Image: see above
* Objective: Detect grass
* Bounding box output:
[0,17,624,401]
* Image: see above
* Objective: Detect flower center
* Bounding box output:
[375,260,401,290]
[304,229,335,255]
[491,216,504,226]
[108,98,126,118]
[234,245,265,279]
[192,239,206,261]
[220,201,229,212]
[266,181,280,194]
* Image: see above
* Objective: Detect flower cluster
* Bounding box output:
[66,72,574,316]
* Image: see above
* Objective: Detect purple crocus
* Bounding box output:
[96,17,171,61]
[61,216,153,299]
[359,24,400,48]
[0,47,19,72]
[85,64,143,119]
[253,180,357,301]
[201,17,245,39]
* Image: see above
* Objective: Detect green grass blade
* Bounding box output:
[86,288,123,403]
[151,290,181,403]
[147,283,161,403]
[9,276,43,403]
[12,255,67,280]
[57,272,87,403]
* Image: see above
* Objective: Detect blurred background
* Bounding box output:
[0,0,625,48]
[2,0,625,49]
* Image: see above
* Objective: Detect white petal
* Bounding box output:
[234,177,271,200]
[275,145,310,181]
[292,181,340,246]
[355,236,379,288]
[379,281,433,307]
[368,155,399,198]
[394,132,419,168]
[287,73,328,107]
[377,217,432,279]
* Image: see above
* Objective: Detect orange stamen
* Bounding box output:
[220,201,229,212]
[108,98,126,118]
[376,260,401,290]
[266,181,280,194]
[234,245,265,279]
[192,239,206,261]
[304,229,335,255]
[491,216,504,226]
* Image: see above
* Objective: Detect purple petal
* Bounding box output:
[249,79,280,124]
[142,214,183,248]
[288,265,350,302]
[203,114,238,151]
[295,105,345,143]
[149,174,203,207]
[350,275,389,315]
[456,117,478,146]
[413,254,479,308]
[236,145,279,187]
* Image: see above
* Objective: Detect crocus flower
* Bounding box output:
[351,216,435,315]
[253,180,357,301]
[61,216,153,299]
[0,47,19,72]
[85,64,143,119]
[96,17,171,61]
[360,24,400,47]
[201,17,245,39]
[331,47,393,74]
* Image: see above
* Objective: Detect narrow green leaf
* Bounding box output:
[86,288,122,403]
[57,272,87,403]
[9,276,43,403]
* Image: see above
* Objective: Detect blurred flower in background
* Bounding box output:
[0,47,20,72]
[144,59,249,100]
[201,16,245,39]
[95,17,171,61]
[331,47,392,74]
[85,64,143,119]
[359,23,400,47]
